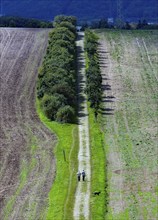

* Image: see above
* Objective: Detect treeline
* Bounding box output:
[0,16,53,28]
[81,18,158,30]
[37,15,77,123]
[84,30,102,117]
[81,19,113,30]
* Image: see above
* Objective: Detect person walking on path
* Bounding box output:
[77,171,81,181]
[82,170,86,181]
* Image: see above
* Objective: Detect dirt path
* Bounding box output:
[73,32,91,220]
[0,28,56,220]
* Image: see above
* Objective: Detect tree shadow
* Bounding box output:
[77,33,84,42]
[102,84,111,91]
[102,112,114,115]
[76,34,89,123]
[99,61,107,65]
[100,93,115,115]
[99,107,114,116]
[100,65,108,68]
[100,107,114,112]
[98,50,108,54]
[102,99,114,103]
[102,95,115,103]
[102,77,110,80]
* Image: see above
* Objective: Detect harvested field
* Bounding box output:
[0,28,56,219]
[97,30,158,219]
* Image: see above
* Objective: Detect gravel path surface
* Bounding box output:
[73,32,91,220]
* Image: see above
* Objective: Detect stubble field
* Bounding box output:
[0,28,56,220]
[98,29,158,219]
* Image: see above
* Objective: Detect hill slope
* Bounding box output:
[1,0,158,21]
[0,28,56,219]
[98,29,158,219]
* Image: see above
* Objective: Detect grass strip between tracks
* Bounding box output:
[3,136,38,220]
[36,100,78,220]
[88,105,108,220]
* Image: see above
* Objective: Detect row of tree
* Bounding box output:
[0,16,53,28]
[84,30,102,117]
[37,15,77,123]
[81,19,158,30]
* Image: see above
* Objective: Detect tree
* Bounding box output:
[54,15,77,27]
[55,21,76,35]
[9,19,16,27]
[41,94,67,120]
[125,22,131,30]
[56,105,75,123]
[98,18,108,28]
[84,30,102,115]
[37,15,77,123]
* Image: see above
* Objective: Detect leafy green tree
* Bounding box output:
[53,39,76,55]
[54,15,77,27]
[41,94,67,120]
[84,30,102,115]
[0,16,53,28]
[56,105,75,123]
[49,27,76,44]
[55,21,76,35]
[51,83,76,106]
[37,15,77,123]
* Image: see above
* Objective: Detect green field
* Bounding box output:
[36,100,78,220]
[96,29,158,219]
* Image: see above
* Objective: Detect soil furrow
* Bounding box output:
[0,28,56,219]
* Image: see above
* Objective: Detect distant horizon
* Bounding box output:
[0,0,157,22]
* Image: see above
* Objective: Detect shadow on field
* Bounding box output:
[102,77,110,80]
[102,84,111,91]
[100,95,115,115]
[102,95,115,102]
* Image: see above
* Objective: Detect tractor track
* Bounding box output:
[0,28,56,220]
[98,36,125,214]
[99,30,158,219]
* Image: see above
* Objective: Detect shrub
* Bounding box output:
[56,105,75,123]
[41,94,67,120]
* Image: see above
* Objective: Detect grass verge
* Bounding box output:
[36,100,78,220]
[88,104,107,220]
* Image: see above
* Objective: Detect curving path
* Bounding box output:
[73,32,91,220]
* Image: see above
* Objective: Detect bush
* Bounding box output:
[41,94,67,120]
[0,16,53,28]
[56,105,75,123]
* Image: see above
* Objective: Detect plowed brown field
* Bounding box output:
[0,28,56,220]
